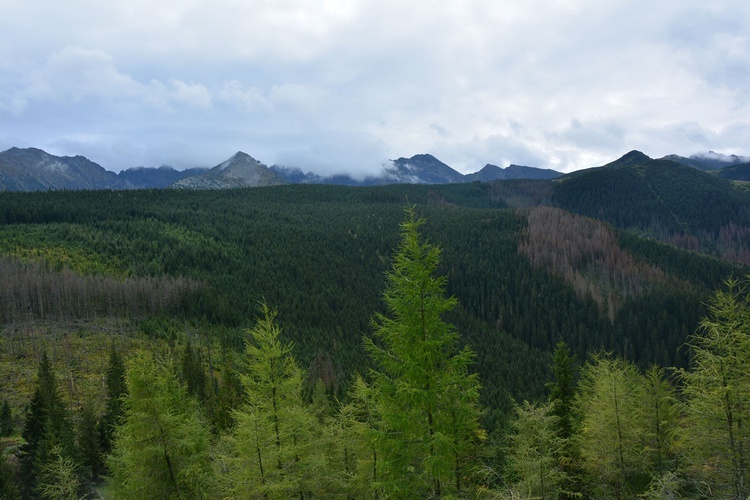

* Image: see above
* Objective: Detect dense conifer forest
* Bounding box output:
[2,172,750,497]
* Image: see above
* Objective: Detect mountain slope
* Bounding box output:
[118,166,210,189]
[714,162,750,181]
[382,154,466,184]
[553,150,750,263]
[661,152,750,171]
[0,147,129,191]
[465,163,562,182]
[171,152,285,189]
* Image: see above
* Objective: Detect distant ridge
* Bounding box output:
[465,163,562,182]
[0,147,129,191]
[555,150,748,237]
[1,146,745,191]
[661,151,750,171]
[118,165,209,189]
[170,152,286,189]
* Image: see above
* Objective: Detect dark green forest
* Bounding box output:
[2,167,750,497]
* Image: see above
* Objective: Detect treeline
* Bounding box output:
[3,216,750,498]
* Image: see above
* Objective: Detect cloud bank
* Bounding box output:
[1,0,748,173]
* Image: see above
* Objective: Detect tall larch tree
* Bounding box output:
[221,302,323,498]
[365,207,485,497]
[575,354,647,498]
[107,350,215,499]
[680,278,750,499]
[506,400,567,499]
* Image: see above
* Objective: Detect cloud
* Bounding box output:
[0,0,748,174]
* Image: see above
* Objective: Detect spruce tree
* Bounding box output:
[546,341,581,498]
[365,207,485,497]
[0,399,13,437]
[98,347,126,459]
[19,352,77,499]
[77,404,103,481]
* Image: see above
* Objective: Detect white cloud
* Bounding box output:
[0,0,748,174]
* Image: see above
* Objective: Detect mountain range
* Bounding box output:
[0,146,748,192]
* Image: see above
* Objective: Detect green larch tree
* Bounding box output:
[220,302,324,498]
[575,354,647,498]
[107,350,215,499]
[640,365,678,478]
[680,278,750,499]
[506,400,567,499]
[365,207,485,497]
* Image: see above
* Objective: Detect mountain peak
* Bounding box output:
[171,152,284,189]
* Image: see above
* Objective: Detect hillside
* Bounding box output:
[1,181,745,418]
[714,162,750,181]
[118,165,209,188]
[0,147,129,191]
[552,151,750,263]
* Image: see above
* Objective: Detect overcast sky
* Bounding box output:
[1,1,748,175]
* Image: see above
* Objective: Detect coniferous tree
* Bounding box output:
[181,340,207,403]
[640,365,678,478]
[0,447,20,500]
[680,278,750,499]
[220,303,323,498]
[0,399,13,437]
[546,341,581,498]
[98,347,126,460]
[506,400,567,499]
[323,374,381,498]
[19,352,77,499]
[107,350,215,499]
[213,355,242,433]
[77,404,102,481]
[37,445,81,500]
[575,354,648,499]
[365,207,485,497]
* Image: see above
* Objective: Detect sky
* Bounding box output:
[1,1,748,176]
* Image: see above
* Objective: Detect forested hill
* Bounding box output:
[552,151,750,264]
[1,179,746,419]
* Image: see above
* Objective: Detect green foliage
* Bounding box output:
[506,400,568,499]
[575,354,649,498]
[77,404,102,481]
[19,352,78,498]
[679,278,750,498]
[107,351,215,499]
[0,447,20,500]
[98,347,126,460]
[640,365,679,477]
[0,400,13,437]
[365,207,485,497]
[37,445,81,500]
[0,182,729,416]
[219,303,324,498]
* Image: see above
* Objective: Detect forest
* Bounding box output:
[1,173,750,497]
